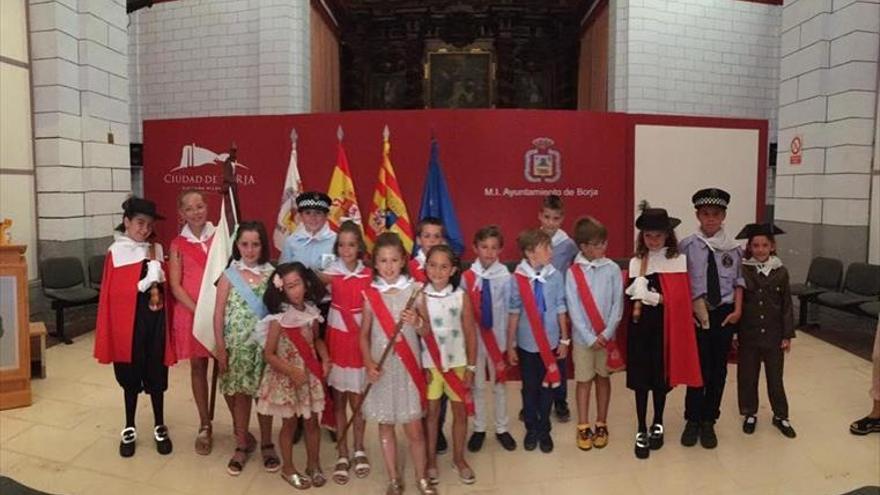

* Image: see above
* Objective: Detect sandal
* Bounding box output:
[195,424,212,455]
[386,478,403,495]
[306,467,327,488]
[452,462,476,485]
[261,443,281,472]
[227,447,248,476]
[417,478,438,495]
[281,471,312,490]
[332,456,351,485]
[352,450,371,478]
[426,467,440,486]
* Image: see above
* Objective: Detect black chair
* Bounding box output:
[88,254,106,290]
[790,256,844,326]
[39,257,99,344]
[815,263,880,312]
[858,301,879,319]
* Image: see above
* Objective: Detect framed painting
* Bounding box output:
[425,49,494,109]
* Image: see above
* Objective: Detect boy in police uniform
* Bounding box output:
[678,188,744,449]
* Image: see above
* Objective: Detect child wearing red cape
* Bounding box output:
[624,207,702,460]
[94,197,176,458]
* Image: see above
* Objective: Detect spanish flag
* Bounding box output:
[326,126,363,231]
[365,125,414,253]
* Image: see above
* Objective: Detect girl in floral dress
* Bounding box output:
[212,221,279,476]
[257,262,330,489]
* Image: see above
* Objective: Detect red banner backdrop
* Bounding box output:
[144,110,633,260]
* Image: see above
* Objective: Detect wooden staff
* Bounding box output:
[337,286,424,446]
[209,144,242,419]
[631,255,649,323]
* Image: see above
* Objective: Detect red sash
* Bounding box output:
[421,330,475,415]
[514,274,561,388]
[283,326,335,427]
[364,288,428,408]
[462,270,507,383]
[569,266,625,371]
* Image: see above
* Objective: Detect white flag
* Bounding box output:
[273,130,302,251]
[193,202,233,354]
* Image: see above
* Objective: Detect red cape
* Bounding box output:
[658,272,702,387]
[94,255,176,366]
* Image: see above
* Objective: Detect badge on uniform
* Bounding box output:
[722,253,733,268]
[320,253,336,270]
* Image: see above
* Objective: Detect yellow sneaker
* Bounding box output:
[576,424,593,451]
[593,424,609,449]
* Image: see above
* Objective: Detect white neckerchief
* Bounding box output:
[515,259,556,284]
[251,302,324,348]
[424,283,454,298]
[413,250,427,269]
[629,247,687,275]
[744,255,783,277]
[550,229,570,247]
[181,222,214,243]
[291,222,334,244]
[109,234,152,267]
[574,253,614,270]
[695,227,740,252]
[371,275,412,293]
[231,259,273,276]
[469,260,509,285]
[323,259,369,279]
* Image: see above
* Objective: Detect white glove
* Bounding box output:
[625,276,649,300]
[641,290,662,307]
[137,259,166,292]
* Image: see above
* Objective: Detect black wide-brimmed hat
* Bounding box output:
[296,191,331,213]
[122,196,164,220]
[735,222,785,240]
[692,187,731,209]
[635,208,681,231]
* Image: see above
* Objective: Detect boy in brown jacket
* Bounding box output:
[734,223,796,438]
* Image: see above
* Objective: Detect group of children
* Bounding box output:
[93,187,799,494]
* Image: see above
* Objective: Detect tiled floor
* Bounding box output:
[2,331,878,495]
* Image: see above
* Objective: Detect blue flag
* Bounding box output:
[418,139,464,255]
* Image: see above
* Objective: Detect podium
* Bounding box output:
[0,245,32,410]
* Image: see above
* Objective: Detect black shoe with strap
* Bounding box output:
[119,427,137,458]
[634,432,650,459]
[648,424,664,450]
[742,415,757,434]
[154,425,173,455]
[772,417,796,438]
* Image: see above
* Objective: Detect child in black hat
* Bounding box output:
[735,223,796,438]
[678,187,744,449]
[624,206,702,459]
[94,196,175,457]
[280,191,337,271]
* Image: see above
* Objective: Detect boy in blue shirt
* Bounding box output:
[507,229,570,453]
[537,195,576,422]
[678,188,744,449]
[565,216,623,451]
[280,192,337,270]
